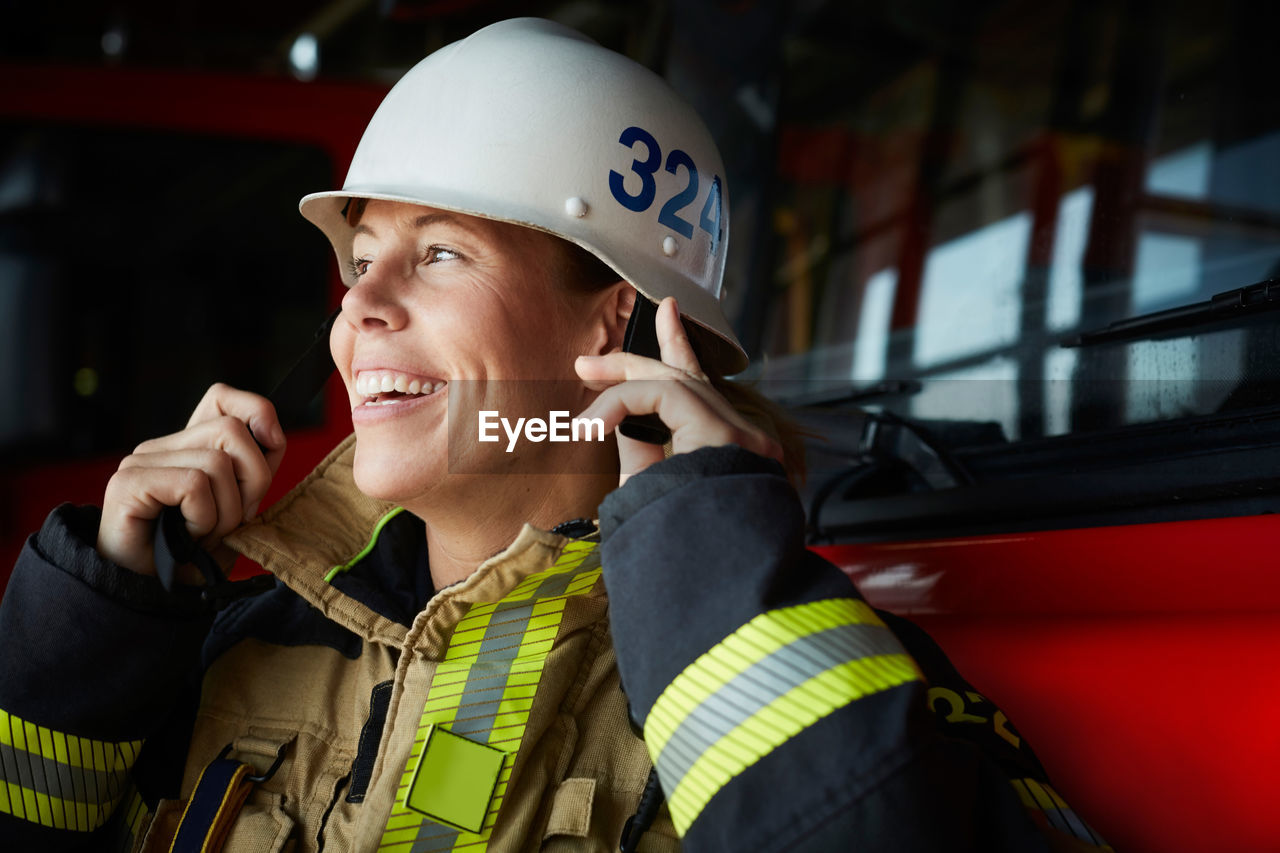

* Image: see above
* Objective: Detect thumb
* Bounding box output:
[616,429,665,487]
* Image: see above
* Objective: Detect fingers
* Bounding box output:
[187,383,287,473]
[119,448,252,533]
[575,297,783,480]
[575,351,685,389]
[97,383,285,576]
[106,466,220,538]
[655,297,705,377]
[98,465,221,574]
[580,377,782,464]
[574,298,704,388]
[576,351,746,431]
[614,431,666,488]
[133,416,274,515]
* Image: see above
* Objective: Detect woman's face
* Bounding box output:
[329,200,614,504]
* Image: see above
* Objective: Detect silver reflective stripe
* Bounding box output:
[1013,778,1109,849]
[655,621,904,792]
[0,709,142,831]
[0,742,124,804]
[410,821,464,853]
[402,548,602,853]
[1060,807,1101,845]
[450,570,582,741]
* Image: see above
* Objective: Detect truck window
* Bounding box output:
[739,3,1280,538]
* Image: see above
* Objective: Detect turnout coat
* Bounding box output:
[0,439,1108,851]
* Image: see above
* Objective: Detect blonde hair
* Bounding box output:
[708,375,807,485]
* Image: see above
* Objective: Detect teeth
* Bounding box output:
[355,370,446,400]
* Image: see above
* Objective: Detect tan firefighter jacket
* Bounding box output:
[0,436,1113,853]
[135,435,680,852]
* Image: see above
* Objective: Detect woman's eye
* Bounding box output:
[350,257,372,277]
[425,246,460,264]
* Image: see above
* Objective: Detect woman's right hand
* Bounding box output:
[97,383,287,577]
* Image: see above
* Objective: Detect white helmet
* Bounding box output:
[300,17,746,374]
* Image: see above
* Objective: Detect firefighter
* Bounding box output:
[0,18,1109,852]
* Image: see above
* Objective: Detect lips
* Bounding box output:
[349,369,447,423]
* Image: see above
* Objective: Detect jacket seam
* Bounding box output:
[195,708,355,758]
[323,507,406,583]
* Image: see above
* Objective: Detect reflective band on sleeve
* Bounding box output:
[644,598,922,834]
[1011,777,1113,850]
[377,540,602,853]
[0,708,143,832]
[117,788,149,852]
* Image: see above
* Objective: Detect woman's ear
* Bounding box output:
[587,281,635,356]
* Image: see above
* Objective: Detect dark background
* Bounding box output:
[3,0,1279,560]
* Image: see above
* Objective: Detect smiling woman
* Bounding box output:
[0,16,1105,853]
[328,199,637,587]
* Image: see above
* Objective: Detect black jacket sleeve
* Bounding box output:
[0,504,214,850]
[598,445,1095,853]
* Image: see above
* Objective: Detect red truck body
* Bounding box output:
[818,516,1280,853]
[2,64,1272,853]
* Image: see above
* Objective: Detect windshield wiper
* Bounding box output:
[1062,277,1280,348]
[772,379,923,408]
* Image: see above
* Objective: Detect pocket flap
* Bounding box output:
[543,777,596,840]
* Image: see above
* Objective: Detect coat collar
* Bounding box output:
[223,435,594,649]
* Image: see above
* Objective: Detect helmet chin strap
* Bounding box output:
[153,309,340,600]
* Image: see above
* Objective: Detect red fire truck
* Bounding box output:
[3,5,1279,849]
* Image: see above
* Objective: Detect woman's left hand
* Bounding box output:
[575,296,782,485]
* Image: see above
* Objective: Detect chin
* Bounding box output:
[351,440,444,504]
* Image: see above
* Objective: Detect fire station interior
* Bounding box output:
[2,1,1277,851]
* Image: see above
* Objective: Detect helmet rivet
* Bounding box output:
[565,197,589,218]
[661,236,679,257]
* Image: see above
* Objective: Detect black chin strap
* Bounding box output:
[153,309,340,602]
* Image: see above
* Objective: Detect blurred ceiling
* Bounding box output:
[0,0,682,80]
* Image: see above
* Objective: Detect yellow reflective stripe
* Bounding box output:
[0,708,143,832]
[125,789,148,842]
[0,710,142,772]
[664,651,919,833]
[645,598,922,834]
[0,779,123,831]
[1011,778,1112,850]
[644,598,888,760]
[378,539,602,852]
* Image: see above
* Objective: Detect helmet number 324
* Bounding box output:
[608,125,723,257]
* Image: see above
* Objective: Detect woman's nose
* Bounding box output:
[340,262,410,332]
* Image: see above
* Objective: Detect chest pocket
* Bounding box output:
[539,777,680,853]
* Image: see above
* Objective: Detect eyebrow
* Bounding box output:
[352,212,475,239]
